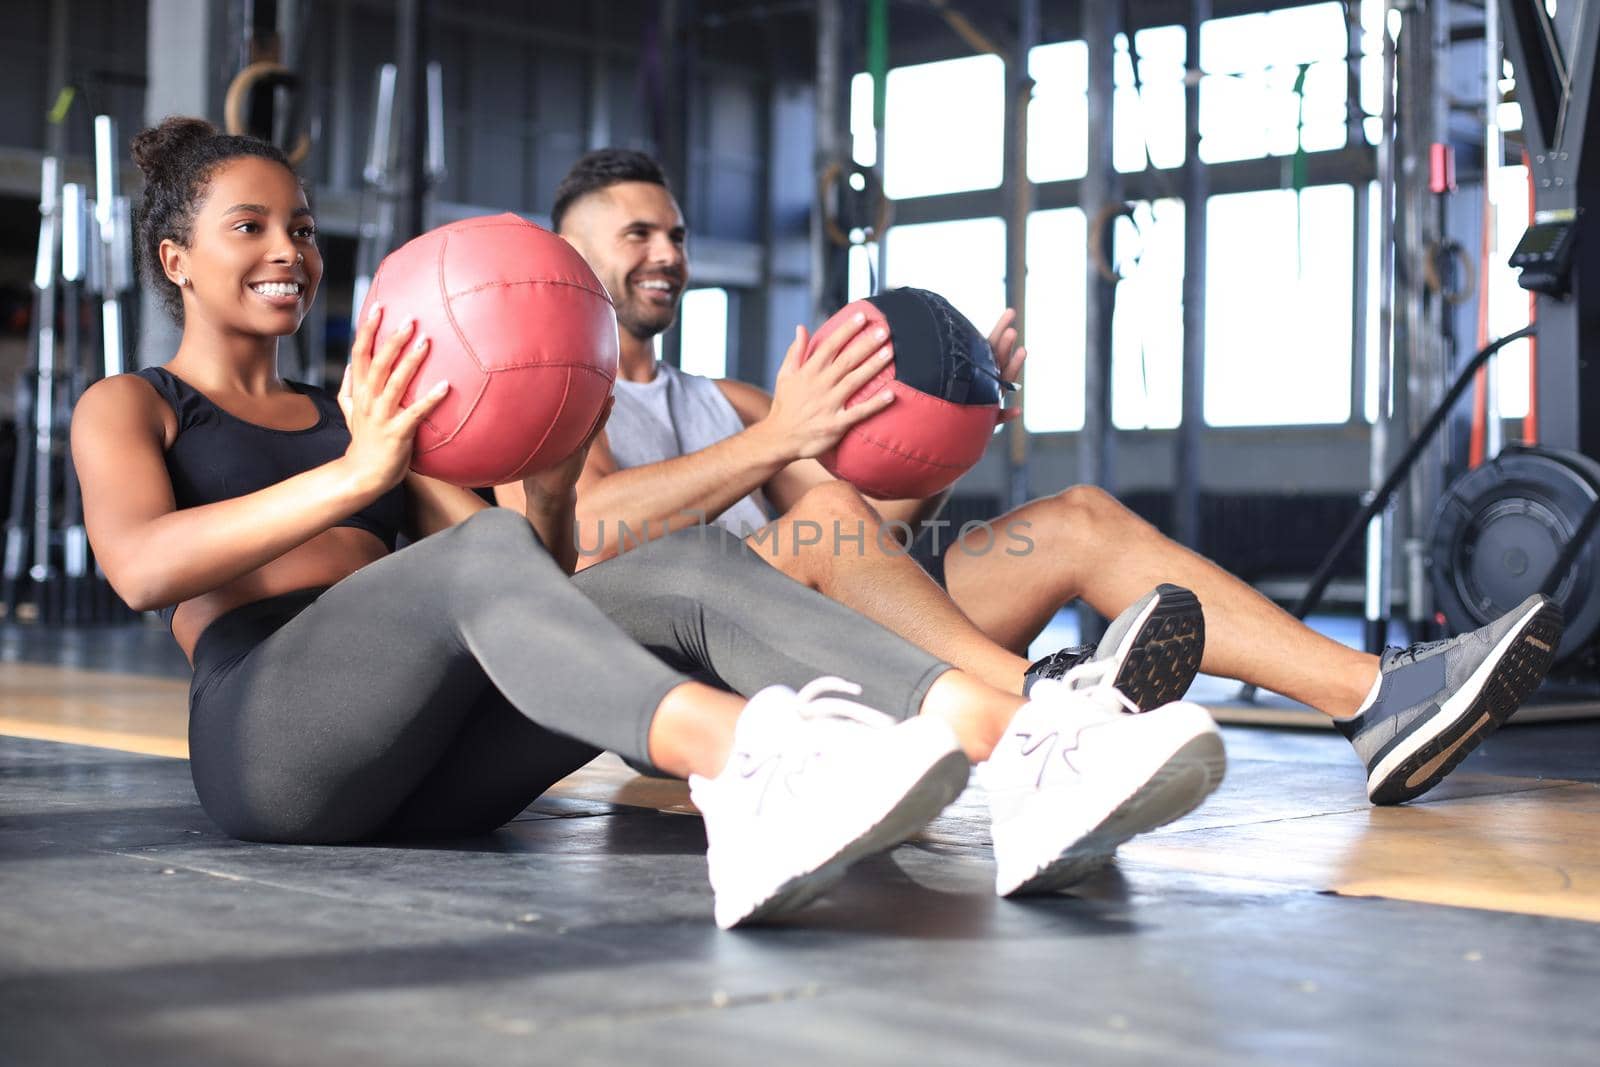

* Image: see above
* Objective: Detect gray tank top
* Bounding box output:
[606,362,772,535]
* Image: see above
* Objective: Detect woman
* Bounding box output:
[72,117,1223,929]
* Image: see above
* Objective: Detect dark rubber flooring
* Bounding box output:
[4,724,1600,1066]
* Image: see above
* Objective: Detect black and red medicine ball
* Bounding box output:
[802,287,1005,500]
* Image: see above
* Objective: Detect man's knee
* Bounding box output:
[1012,484,1137,557]
[1050,484,1128,528]
[771,482,881,574]
[789,480,878,525]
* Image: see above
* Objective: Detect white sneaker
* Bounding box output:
[985,664,1226,897]
[690,677,970,929]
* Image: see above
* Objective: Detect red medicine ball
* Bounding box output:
[803,288,1005,500]
[359,213,619,487]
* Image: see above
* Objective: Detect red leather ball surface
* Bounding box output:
[358,213,619,487]
[802,298,999,500]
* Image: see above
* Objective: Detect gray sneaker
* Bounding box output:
[1335,594,1563,805]
[1023,584,1205,711]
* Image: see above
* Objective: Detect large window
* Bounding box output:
[1112,200,1186,429]
[1026,41,1089,182]
[1205,185,1354,426]
[1023,208,1088,432]
[882,218,1007,335]
[1199,2,1349,163]
[1026,28,1186,183]
[1113,26,1187,173]
[1488,165,1532,419]
[679,287,730,380]
[844,4,1382,435]
[850,55,1005,198]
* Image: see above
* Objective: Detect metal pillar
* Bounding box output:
[811,0,850,324]
[1391,0,1447,641]
[1365,0,1400,652]
[1003,0,1039,510]
[586,2,612,151]
[1080,1,1120,493]
[393,0,429,243]
[1176,0,1210,551]
[656,0,695,369]
[142,0,220,366]
[1077,1,1121,644]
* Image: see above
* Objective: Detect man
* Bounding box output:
[502,147,1563,807]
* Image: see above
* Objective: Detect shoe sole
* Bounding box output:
[998,727,1227,897]
[1110,584,1206,711]
[1367,598,1564,805]
[719,736,971,929]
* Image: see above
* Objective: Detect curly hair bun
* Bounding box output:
[131,117,218,181]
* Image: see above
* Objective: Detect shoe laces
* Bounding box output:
[1024,645,1094,680]
[789,676,897,729]
[1384,638,1451,668]
[1042,659,1140,716]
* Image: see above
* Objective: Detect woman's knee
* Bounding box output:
[442,507,556,583]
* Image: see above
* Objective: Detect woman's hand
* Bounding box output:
[337,305,451,496]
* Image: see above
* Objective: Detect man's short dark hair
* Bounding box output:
[551,149,670,233]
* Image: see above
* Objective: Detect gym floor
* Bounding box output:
[3,617,1598,1066]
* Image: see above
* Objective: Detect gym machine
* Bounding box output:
[1274,1,1598,696]
[2,117,138,624]
[1429,0,1598,676]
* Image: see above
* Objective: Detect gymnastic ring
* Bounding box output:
[1089,201,1137,285]
[225,61,312,167]
[1423,238,1476,306]
[818,160,894,248]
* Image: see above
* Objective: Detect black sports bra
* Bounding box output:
[132,366,406,621]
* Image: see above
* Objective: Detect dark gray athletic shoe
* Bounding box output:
[1023,584,1206,711]
[1335,594,1563,806]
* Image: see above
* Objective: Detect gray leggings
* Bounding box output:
[186,509,950,844]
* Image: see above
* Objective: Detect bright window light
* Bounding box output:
[1200,3,1349,162]
[850,71,878,167]
[1028,28,1186,183]
[884,216,1007,348]
[1114,26,1187,173]
[853,55,1005,199]
[1205,185,1354,426]
[1359,0,1386,145]
[1112,199,1185,429]
[1489,165,1532,419]
[679,287,730,380]
[1027,41,1088,182]
[1023,207,1088,432]
[1365,181,1384,422]
[847,244,879,303]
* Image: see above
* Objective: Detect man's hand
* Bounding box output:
[989,308,1028,425]
[759,314,896,460]
[523,396,614,506]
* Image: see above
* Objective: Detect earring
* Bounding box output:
[178,276,189,287]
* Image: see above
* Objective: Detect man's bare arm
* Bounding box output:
[496,420,794,565]
[765,308,1025,538]
[533,315,894,564]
